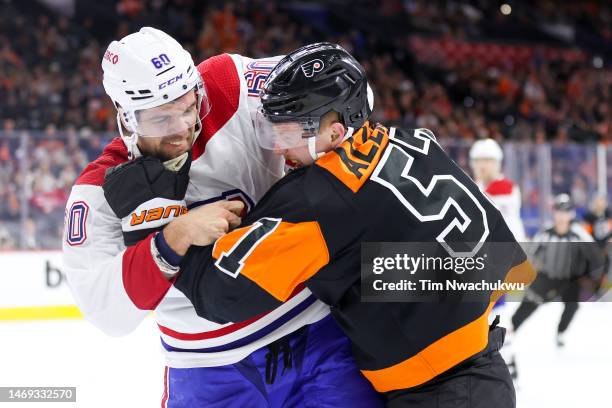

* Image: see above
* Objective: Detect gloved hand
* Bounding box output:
[102,152,192,246]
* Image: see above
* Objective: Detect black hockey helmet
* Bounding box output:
[255,42,373,150]
[553,194,574,211]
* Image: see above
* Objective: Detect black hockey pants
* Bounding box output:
[384,325,515,408]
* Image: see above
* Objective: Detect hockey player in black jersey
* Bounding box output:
[175,43,535,407]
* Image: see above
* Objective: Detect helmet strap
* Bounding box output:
[307,136,321,161]
[116,111,126,139]
[125,133,140,160]
[366,83,374,112]
[117,112,140,160]
[191,82,205,145]
[307,122,353,161]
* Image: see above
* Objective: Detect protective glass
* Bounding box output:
[134,85,211,138]
[254,107,320,150]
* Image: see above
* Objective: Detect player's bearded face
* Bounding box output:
[135,91,198,161]
[137,128,195,161]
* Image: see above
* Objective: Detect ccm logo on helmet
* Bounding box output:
[301,59,324,78]
[159,73,183,90]
[130,205,187,226]
[104,50,119,65]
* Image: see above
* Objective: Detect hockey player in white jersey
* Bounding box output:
[469,138,526,241]
[62,27,381,407]
[469,138,528,378]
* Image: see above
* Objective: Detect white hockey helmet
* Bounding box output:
[102,27,210,146]
[469,138,503,162]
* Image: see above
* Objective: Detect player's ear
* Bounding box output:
[329,122,346,148]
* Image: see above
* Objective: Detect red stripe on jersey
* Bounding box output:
[157,284,306,341]
[158,312,268,341]
[193,54,241,161]
[122,233,175,310]
[486,178,514,196]
[75,138,128,186]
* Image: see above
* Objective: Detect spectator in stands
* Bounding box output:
[0,0,610,248]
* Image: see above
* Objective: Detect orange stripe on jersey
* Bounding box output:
[492,259,536,303]
[361,259,535,392]
[361,302,493,392]
[212,221,329,301]
[316,122,389,193]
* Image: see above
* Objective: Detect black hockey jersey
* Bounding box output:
[175,123,535,392]
[530,224,605,281]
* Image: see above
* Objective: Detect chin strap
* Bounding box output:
[117,112,139,160]
[307,137,321,161]
[307,126,355,161]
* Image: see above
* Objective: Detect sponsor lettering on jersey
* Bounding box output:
[130,205,187,226]
[316,123,389,193]
[120,198,188,232]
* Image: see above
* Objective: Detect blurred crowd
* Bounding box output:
[0,128,110,249]
[0,0,610,248]
[1,0,610,140]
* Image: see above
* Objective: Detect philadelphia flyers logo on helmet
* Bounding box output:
[301,59,324,78]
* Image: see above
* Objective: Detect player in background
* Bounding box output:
[175,43,536,407]
[469,138,526,375]
[582,195,612,281]
[63,28,381,407]
[469,139,526,242]
[506,194,605,378]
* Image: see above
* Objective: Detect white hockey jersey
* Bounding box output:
[480,176,527,242]
[62,54,329,368]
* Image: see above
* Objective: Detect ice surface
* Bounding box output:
[1,301,610,407]
[0,317,163,407]
[504,300,612,408]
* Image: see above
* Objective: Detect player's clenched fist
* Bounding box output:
[183,200,244,245]
[163,200,244,255]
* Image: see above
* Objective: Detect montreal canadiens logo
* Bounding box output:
[301,59,324,78]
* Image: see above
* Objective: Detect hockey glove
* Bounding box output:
[103,153,192,246]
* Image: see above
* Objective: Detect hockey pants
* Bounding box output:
[384,326,515,408]
[161,315,384,407]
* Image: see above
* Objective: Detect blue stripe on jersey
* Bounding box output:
[160,294,318,353]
